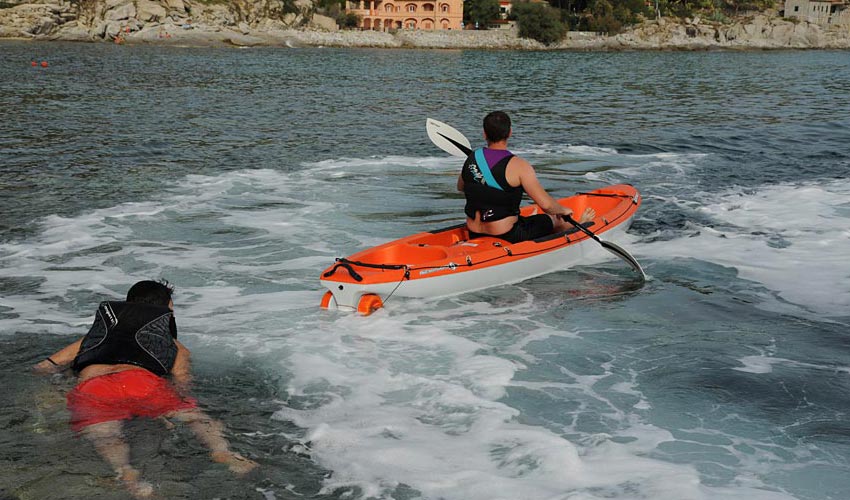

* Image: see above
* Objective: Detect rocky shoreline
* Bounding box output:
[2,0,850,50]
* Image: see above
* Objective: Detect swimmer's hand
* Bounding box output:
[32,358,64,375]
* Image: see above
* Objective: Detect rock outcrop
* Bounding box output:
[2,1,849,49]
[592,10,850,50]
[0,0,324,43]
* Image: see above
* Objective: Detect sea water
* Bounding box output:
[0,43,848,499]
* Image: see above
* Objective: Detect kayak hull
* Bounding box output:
[320,184,641,312]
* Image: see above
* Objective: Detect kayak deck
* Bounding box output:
[320,184,641,314]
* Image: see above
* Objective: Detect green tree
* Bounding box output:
[465,0,501,27]
[612,0,652,24]
[315,0,346,8]
[545,0,778,32]
[512,1,567,45]
[338,11,361,27]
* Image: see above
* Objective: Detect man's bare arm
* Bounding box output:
[32,339,83,374]
[511,158,573,217]
[171,340,193,394]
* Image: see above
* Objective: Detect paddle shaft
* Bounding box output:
[562,214,602,242]
[447,138,471,156]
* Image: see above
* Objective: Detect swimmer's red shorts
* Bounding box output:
[67,369,197,432]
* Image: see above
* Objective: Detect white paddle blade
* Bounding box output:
[601,240,647,282]
[426,118,472,158]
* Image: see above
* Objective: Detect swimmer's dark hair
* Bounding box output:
[483,111,511,143]
[126,280,174,306]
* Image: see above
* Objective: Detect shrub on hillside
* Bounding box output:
[320,1,361,28]
[612,0,652,25]
[583,0,620,33]
[512,1,567,45]
[316,0,346,9]
[465,0,501,28]
[587,13,622,34]
[338,11,360,28]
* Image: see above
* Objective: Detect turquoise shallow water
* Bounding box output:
[1,42,849,499]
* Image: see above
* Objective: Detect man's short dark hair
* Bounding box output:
[483,111,511,143]
[126,280,174,306]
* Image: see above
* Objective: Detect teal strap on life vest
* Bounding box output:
[474,148,504,192]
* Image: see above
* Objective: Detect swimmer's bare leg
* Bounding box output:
[82,420,153,498]
[167,408,258,475]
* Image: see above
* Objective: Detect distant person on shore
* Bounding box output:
[457,111,595,243]
[33,280,257,498]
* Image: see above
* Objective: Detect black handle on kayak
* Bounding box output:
[323,261,363,282]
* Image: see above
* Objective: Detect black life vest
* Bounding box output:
[462,148,523,222]
[72,301,178,376]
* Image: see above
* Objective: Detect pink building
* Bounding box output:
[346,0,464,30]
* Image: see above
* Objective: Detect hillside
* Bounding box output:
[2,0,849,49]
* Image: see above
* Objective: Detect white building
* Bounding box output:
[784,0,850,27]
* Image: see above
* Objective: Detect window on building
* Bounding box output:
[442,4,449,12]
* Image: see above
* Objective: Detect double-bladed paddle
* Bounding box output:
[426,118,646,281]
[426,118,472,157]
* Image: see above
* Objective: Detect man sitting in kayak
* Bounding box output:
[458,111,595,243]
[33,280,257,498]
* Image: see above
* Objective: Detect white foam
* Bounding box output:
[310,155,453,170]
[0,162,808,500]
[518,143,707,184]
[273,311,795,500]
[734,354,850,375]
[733,355,785,374]
[517,144,620,157]
[638,178,850,317]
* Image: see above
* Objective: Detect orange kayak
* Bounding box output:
[320,184,641,314]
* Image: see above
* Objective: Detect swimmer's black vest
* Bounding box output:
[72,301,178,376]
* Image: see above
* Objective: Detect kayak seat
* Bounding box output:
[405,244,449,262]
[533,221,596,244]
